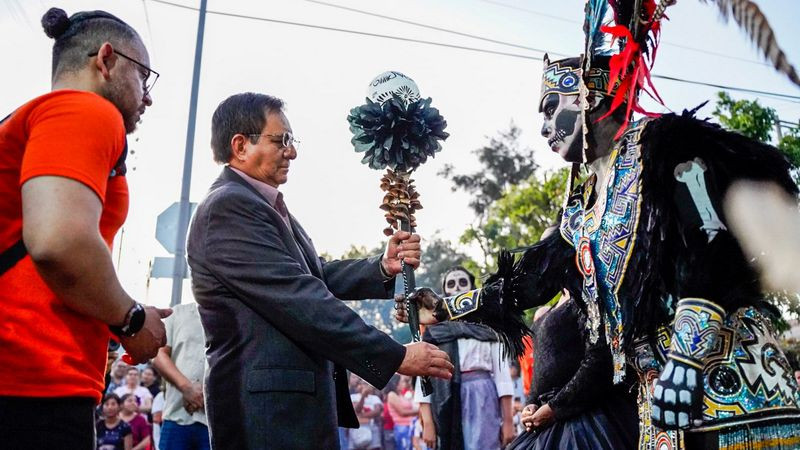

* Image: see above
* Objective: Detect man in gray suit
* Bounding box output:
[187,92,453,450]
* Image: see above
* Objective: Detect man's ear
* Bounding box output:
[93,42,117,81]
[230,134,248,162]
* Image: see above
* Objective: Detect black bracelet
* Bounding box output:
[109,303,146,337]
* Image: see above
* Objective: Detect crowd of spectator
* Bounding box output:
[339,352,532,450]
[100,302,209,450]
[99,363,159,450]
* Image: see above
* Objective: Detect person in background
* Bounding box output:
[388,375,418,450]
[510,361,525,435]
[107,360,129,395]
[415,266,515,450]
[340,373,362,450]
[510,361,524,410]
[105,340,122,395]
[152,302,210,450]
[518,334,534,401]
[114,367,153,414]
[0,7,169,447]
[141,366,161,399]
[120,393,151,450]
[349,379,383,450]
[382,379,397,450]
[152,389,165,450]
[97,394,132,450]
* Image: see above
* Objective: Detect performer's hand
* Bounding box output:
[501,420,516,446]
[529,403,555,429]
[394,288,444,325]
[651,358,703,430]
[521,404,538,431]
[119,306,172,364]
[382,231,421,275]
[397,342,453,379]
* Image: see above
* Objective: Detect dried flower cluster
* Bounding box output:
[379,169,422,236]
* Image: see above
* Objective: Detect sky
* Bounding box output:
[2,0,799,308]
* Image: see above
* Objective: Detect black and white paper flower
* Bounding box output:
[347,96,449,172]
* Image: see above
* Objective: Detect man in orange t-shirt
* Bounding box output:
[0,7,170,448]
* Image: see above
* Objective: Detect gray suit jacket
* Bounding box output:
[187,167,406,449]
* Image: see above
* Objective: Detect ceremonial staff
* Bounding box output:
[347,72,448,395]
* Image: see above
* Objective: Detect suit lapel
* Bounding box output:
[290,217,324,278]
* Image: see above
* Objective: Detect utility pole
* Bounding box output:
[171,0,207,306]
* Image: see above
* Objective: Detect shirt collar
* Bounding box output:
[228,166,284,213]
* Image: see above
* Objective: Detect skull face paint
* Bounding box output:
[443,270,473,296]
[540,92,583,163]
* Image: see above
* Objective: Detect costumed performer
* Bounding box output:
[414,266,515,450]
[398,0,800,445]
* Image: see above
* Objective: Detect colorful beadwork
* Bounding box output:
[539,58,611,110]
[631,306,800,444]
[560,119,648,382]
[670,298,725,369]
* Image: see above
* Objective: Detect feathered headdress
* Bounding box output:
[582,0,800,138]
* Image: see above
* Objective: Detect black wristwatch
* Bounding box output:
[109,302,146,337]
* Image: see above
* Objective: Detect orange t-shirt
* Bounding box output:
[0,90,129,403]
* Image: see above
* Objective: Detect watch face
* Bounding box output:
[127,304,146,335]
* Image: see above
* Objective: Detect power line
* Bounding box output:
[148,0,553,60]
[653,75,800,102]
[476,0,771,67]
[478,0,578,24]
[303,0,566,58]
[147,0,800,103]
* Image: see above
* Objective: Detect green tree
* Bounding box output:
[460,168,569,276]
[440,123,541,268]
[438,123,538,217]
[714,91,778,143]
[414,234,477,291]
[331,240,477,343]
[714,91,800,183]
[441,123,569,277]
[324,243,408,341]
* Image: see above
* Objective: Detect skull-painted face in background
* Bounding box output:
[540,92,583,163]
[443,269,473,296]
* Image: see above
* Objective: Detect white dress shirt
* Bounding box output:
[414,338,514,403]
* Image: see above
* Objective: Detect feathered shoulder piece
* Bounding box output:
[642,107,798,196]
[622,107,798,339]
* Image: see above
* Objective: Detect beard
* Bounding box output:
[100,78,140,134]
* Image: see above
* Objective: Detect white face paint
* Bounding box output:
[443,270,472,296]
[540,92,583,163]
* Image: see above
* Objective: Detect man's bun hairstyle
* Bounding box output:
[40,7,141,79]
[41,7,71,39]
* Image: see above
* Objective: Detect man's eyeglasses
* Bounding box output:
[88,49,160,96]
[249,132,300,150]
